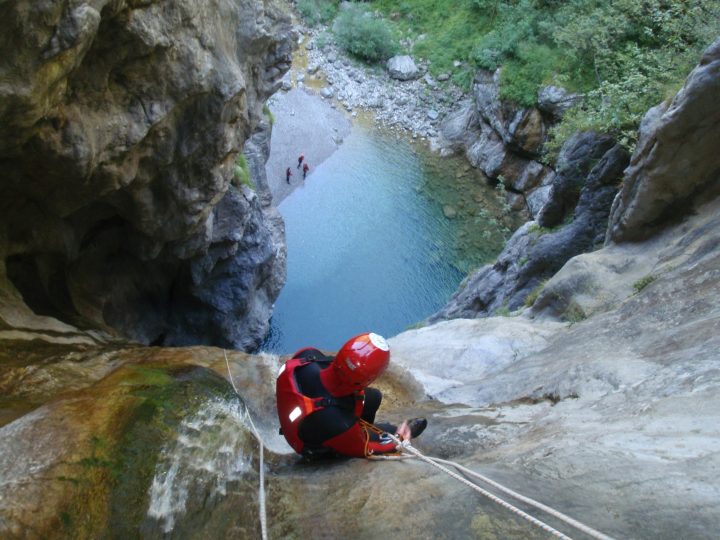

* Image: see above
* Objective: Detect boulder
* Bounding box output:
[320,87,334,99]
[607,38,720,243]
[507,107,545,155]
[423,73,438,88]
[386,55,420,81]
[465,120,530,182]
[474,70,548,156]
[526,184,553,218]
[438,102,478,152]
[537,85,582,119]
[505,160,552,192]
[473,69,513,142]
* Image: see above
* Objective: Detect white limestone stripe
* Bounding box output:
[224,351,268,540]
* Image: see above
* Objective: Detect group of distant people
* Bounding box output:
[286,153,310,184]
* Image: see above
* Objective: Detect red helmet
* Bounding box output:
[322,333,390,394]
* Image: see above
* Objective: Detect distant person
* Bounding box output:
[276,332,427,459]
[302,162,310,179]
[286,167,292,184]
[297,153,304,169]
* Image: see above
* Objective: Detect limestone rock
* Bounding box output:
[423,73,438,88]
[320,87,335,99]
[505,160,552,192]
[474,70,547,156]
[526,183,554,219]
[607,38,720,243]
[432,143,628,320]
[0,0,294,350]
[442,205,457,219]
[438,102,478,153]
[537,131,616,228]
[537,85,582,119]
[507,107,545,155]
[465,120,531,182]
[386,55,420,81]
[390,318,564,405]
[535,194,720,320]
[473,69,514,143]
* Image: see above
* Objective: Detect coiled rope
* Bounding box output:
[375,432,616,540]
[224,351,268,540]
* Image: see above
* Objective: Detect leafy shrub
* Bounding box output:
[298,0,338,27]
[334,5,398,63]
[499,43,561,106]
[315,30,333,50]
[374,0,720,152]
[562,303,587,324]
[544,0,719,152]
[233,154,254,189]
[524,280,547,307]
[262,104,275,126]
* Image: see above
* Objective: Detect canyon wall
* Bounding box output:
[0,0,294,350]
[433,40,719,321]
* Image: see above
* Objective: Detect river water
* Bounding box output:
[261,121,514,354]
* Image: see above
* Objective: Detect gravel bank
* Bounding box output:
[265,88,351,205]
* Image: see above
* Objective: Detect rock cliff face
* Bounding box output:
[1,39,719,540]
[0,0,293,350]
[607,39,720,243]
[432,67,628,320]
[438,69,572,219]
[432,132,629,320]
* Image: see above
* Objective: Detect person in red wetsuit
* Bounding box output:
[276,332,427,459]
[302,162,309,179]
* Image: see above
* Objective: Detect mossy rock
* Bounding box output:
[0,361,242,539]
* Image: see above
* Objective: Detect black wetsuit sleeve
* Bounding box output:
[298,407,356,448]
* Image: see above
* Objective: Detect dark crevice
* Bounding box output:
[5,253,77,322]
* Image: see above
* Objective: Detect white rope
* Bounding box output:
[224,351,268,540]
[380,433,616,540]
[428,456,616,540]
[219,352,613,540]
[386,438,573,540]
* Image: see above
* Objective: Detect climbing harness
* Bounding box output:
[371,430,616,540]
[224,351,268,540]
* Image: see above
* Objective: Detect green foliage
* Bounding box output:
[527,222,558,236]
[494,179,512,215]
[370,0,720,150]
[334,5,399,62]
[262,104,275,125]
[562,303,587,324]
[298,0,338,27]
[315,30,333,50]
[59,512,72,527]
[524,280,547,307]
[633,274,657,293]
[233,154,254,190]
[499,44,562,106]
